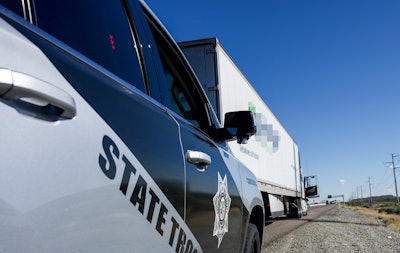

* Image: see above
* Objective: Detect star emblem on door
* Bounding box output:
[213,172,231,248]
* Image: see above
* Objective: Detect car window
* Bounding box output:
[144,14,212,130]
[29,0,145,92]
[158,46,200,127]
[1,0,24,19]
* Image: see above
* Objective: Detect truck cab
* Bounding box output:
[0,1,264,252]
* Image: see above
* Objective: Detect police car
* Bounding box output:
[0,1,264,252]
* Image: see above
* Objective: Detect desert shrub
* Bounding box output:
[378,206,400,215]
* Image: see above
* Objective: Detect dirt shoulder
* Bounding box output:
[262,205,400,253]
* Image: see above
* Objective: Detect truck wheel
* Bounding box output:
[243,223,261,253]
[296,208,303,219]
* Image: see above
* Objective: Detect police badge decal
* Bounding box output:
[213,172,231,248]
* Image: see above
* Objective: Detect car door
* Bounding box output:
[0,1,200,252]
[180,124,245,252]
[140,6,247,252]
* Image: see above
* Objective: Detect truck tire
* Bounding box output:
[243,223,261,253]
[296,208,303,219]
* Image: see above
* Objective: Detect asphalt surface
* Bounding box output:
[262,204,337,246]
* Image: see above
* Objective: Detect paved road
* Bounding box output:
[262,204,337,247]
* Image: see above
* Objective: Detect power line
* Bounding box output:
[378,163,392,185]
[374,167,393,196]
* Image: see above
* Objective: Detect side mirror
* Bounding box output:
[215,111,256,144]
[304,176,320,198]
[305,186,319,197]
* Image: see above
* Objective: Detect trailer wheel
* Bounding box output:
[243,223,261,253]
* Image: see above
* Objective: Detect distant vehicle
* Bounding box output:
[180,38,319,220]
[0,1,265,252]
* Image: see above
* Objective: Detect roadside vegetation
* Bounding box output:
[340,196,400,232]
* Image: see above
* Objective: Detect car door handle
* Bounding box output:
[0,68,76,119]
[186,150,211,171]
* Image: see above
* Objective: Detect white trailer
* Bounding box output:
[180,38,318,219]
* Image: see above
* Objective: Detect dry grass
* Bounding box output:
[340,204,400,232]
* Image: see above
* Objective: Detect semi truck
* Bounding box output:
[180,38,319,219]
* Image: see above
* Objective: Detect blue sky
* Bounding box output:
[145,0,400,201]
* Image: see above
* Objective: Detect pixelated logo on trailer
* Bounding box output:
[248,102,280,154]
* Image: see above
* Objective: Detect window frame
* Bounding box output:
[141,6,215,133]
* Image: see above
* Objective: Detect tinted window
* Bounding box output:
[1,0,24,18]
[145,16,212,130]
[33,0,145,92]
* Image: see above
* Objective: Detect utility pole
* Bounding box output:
[356,186,359,200]
[360,185,363,199]
[368,177,372,206]
[391,154,400,203]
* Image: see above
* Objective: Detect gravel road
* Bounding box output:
[263,205,400,253]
